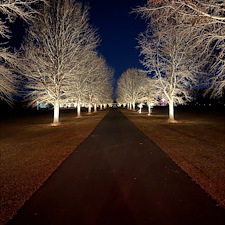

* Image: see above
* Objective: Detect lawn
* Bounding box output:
[1,105,224,224]
[0,108,108,225]
[122,106,225,209]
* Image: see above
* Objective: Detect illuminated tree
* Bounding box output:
[0,0,46,104]
[88,56,113,112]
[117,68,147,111]
[142,77,160,116]
[0,48,17,104]
[136,0,225,98]
[67,52,113,116]
[135,1,199,122]
[21,0,99,123]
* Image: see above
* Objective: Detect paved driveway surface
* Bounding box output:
[7,108,225,225]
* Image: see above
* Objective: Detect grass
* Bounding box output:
[1,105,224,224]
[0,108,108,225]
[122,106,225,209]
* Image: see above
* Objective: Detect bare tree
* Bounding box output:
[136,0,225,98]
[21,0,99,123]
[68,52,94,117]
[117,68,147,111]
[0,48,17,104]
[0,0,46,104]
[0,0,46,36]
[87,56,113,112]
[142,77,161,116]
[135,2,199,122]
[66,52,113,117]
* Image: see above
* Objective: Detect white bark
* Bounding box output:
[141,77,160,116]
[94,103,97,112]
[169,101,174,122]
[135,0,225,98]
[68,52,113,113]
[136,3,199,121]
[132,102,135,111]
[88,103,92,113]
[53,100,60,124]
[0,50,17,104]
[117,68,147,108]
[138,107,142,114]
[21,0,99,123]
[0,1,46,26]
[147,103,152,116]
[77,103,81,117]
[0,0,46,104]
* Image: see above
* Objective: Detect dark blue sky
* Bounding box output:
[84,0,147,80]
[10,0,147,81]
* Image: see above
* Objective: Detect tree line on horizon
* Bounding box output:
[117,0,225,122]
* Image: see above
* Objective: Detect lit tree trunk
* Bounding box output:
[37,101,40,110]
[139,107,142,113]
[53,100,60,124]
[94,103,97,112]
[77,103,81,117]
[88,103,92,113]
[168,101,175,121]
[132,102,135,111]
[103,104,107,109]
[147,102,152,116]
[100,104,103,110]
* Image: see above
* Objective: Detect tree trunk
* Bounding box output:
[37,101,40,110]
[94,103,97,112]
[148,103,152,116]
[168,101,175,121]
[53,100,60,124]
[132,102,135,111]
[100,104,103,110]
[88,103,92,113]
[103,104,107,109]
[129,103,131,110]
[77,103,81,117]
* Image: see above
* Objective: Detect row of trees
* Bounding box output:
[118,0,225,122]
[0,0,113,124]
[117,68,159,116]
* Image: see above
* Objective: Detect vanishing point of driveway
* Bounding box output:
[7,108,225,225]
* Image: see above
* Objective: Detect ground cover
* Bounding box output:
[122,106,225,209]
[0,108,108,225]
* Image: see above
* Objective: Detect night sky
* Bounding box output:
[10,0,148,81]
[83,0,147,81]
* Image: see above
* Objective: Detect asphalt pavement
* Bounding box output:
[7,108,225,225]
